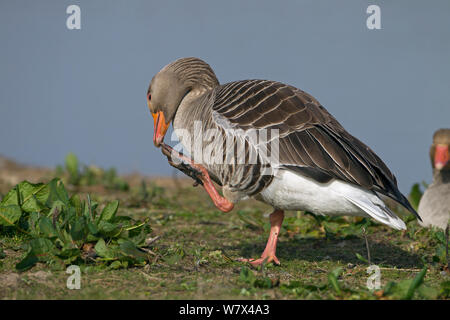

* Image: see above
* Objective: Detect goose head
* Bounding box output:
[430,128,450,171]
[147,57,219,147]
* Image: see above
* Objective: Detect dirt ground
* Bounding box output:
[0,155,448,300]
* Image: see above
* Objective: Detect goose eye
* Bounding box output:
[147,92,151,101]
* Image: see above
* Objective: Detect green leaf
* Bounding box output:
[29,238,55,255]
[86,234,100,243]
[434,244,447,263]
[403,266,427,300]
[27,212,40,236]
[58,245,80,260]
[253,277,275,289]
[94,238,107,257]
[46,179,69,207]
[87,222,98,235]
[17,181,50,213]
[60,206,76,229]
[65,153,80,185]
[328,267,343,295]
[16,252,39,272]
[39,216,57,238]
[69,194,83,216]
[239,266,256,285]
[16,238,56,271]
[85,200,98,221]
[0,205,22,226]
[57,228,73,246]
[128,223,151,246]
[0,188,19,206]
[119,240,147,260]
[0,248,6,259]
[236,210,264,230]
[434,230,446,245]
[99,200,119,222]
[109,260,123,269]
[417,284,439,299]
[439,281,450,298]
[70,217,86,241]
[94,238,117,259]
[48,200,65,227]
[355,253,369,264]
[408,183,423,211]
[97,220,120,235]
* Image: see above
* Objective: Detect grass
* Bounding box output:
[0,158,449,300]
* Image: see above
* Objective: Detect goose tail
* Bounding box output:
[342,193,407,230]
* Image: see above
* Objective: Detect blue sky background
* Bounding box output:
[0,0,449,193]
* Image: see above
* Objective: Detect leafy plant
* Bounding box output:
[382,266,438,299]
[355,253,369,264]
[431,228,448,264]
[328,267,343,295]
[0,179,151,271]
[408,183,423,211]
[439,281,450,299]
[239,266,279,289]
[403,266,427,299]
[280,280,325,298]
[65,153,80,185]
[57,153,129,191]
[237,210,265,231]
[284,211,372,240]
[128,180,167,208]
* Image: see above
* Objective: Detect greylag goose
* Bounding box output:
[418,129,449,234]
[147,57,421,266]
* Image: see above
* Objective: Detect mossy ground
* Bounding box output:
[0,159,448,300]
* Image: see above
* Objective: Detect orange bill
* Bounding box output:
[434,144,449,170]
[152,111,170,147]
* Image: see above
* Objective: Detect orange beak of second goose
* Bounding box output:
[152,111,170,147]
[435,144,449,170]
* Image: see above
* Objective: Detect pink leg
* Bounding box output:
[195,165,234,213]
[161,143,234,213]
[239,209,284,266]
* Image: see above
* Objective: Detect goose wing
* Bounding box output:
[211,80,419,218]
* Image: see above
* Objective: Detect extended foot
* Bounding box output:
[161,143,234,212]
